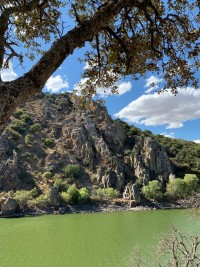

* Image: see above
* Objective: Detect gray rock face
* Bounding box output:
[1,198,19,215]
[130,137,173,185]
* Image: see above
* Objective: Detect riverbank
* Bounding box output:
[1,195,199,218]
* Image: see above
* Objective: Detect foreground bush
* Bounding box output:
[142,180,163,201]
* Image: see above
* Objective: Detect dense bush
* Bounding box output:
[28,193,49,208]
[79,187,90,203]
[14,188,39,207]
[61,185,90,204]
[14,190,33,206]
[53,178,68,192]
[183,174,199,193]
[30,123,42,133]
[65,184,80,204]
[43,138,55,147]
[10,119,26,133]
[166,179,188,200]
[6,127,22,140]
[13,108,24,118]
[142,180,163,201]
[25,134,34,145]
[20,113,32,123]
[63,164,81,179]
[42,171,53,179]
[93,188,119,200]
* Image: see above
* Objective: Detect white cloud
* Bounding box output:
[166,122,183,129]
[115,87,200,129]
[194,140,200,144]
[46,75,69,93]
[160,132,175,138]
[1,62,17,81]
[144,75,163,93]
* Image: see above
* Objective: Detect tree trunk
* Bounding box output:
[0,0,133,135]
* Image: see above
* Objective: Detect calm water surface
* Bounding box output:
[0,209,200,267]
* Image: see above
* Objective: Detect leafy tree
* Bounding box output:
[142,180,163,201]
[183,174,199,193]
[78,187,90,203]
[166,178,188,200]
[0,1,199,134]
[66,184,80,204]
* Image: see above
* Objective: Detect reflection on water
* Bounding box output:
[0,209,199,267]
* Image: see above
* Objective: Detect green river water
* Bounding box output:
[0,209,200,267]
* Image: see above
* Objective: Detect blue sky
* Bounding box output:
[1,34,200,143]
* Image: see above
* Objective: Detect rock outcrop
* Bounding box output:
[1,198,19,216]
[0,93,174,194]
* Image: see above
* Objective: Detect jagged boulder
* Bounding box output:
[131,136,173,185]
[1,198,19,215]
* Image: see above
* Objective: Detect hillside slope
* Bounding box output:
[0,93,173,194]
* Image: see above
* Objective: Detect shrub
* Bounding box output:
[20,113,32,123]
[105,188,119,199]
[28,193,49,208]
[14,108,24,118]
[60,191,68,203]
[142,180,163,201]
[63,164,81,179]
[79,187,90,203]
[30,123,42,133]
[53,178,68,192]
[14,190,33,206]
[25,134,34,145]
[43,138,55,147]
[6,127,22,140]
[65,184,80,204]
[22,152,32,160]
[93,188,119,200]
[166,178,188,200]
[42,171,53,179]
[11,119,26,133]
[183,174,199,193]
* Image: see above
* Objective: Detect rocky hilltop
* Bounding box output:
[0,92,173,197]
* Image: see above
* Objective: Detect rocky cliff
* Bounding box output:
[0,92,173,194]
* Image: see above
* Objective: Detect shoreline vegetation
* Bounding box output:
[1,194,199,218]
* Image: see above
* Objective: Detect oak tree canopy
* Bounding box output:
[0,0,199,134]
